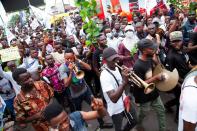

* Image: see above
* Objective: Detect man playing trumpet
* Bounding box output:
[133,39,166,131]
[100,47,137,131]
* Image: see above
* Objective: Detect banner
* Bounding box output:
[30,18,40,30]
[63,0,76,7]
[45,0,65,15]
[150,0,167,16]
[138,0,164,15]
[0,47,21,62]
[110,0,122,13]
[119,0,130,12]
[96,0,105,19]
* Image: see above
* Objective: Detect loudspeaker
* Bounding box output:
[1,0,45,12]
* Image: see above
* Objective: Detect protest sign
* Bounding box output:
[0,47,21,62]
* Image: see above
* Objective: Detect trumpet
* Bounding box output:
[115,63,155,94]
[72,63,85,80]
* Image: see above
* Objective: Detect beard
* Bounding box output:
[147,54,154,59]
[22,82,34,93]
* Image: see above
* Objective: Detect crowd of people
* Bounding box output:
[0,3,196,131]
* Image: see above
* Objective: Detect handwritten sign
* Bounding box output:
[0,47,21,62]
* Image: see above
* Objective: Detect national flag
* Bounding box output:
[110,0,122,13]
[96,0,105,19]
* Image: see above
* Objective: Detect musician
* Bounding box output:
[59,48,112,129]
[165,31,192,121]
[100,47,137,131]
[178,67,197,131]
[59,48,92,110]
[133,39,166,131]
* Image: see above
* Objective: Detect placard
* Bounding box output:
[0,47,21,62]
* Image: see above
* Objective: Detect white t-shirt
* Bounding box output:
[19,57,40,73]
[178,76,197,131]
[100,66,126,116]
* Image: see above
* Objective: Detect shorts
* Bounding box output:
[69,111,87,131]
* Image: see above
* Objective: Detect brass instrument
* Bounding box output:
[153,64,179,91]
[115,63,155,94]
[73,63,85,80]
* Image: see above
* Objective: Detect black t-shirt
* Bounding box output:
[165,49,190,79]
[133,59,159,104]
[188,42,197,65]
[92,48,103,70]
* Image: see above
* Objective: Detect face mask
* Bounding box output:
[106,33,113,39]
[125,31,134,39]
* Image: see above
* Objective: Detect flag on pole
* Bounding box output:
[19,11,26,25]
[96,0,105,19]
[119,0,130,13]
[101,0,112,20]
[5,28,16,45]
[30,5,51,28]
[150,0,167,16]
[110,0,122,13]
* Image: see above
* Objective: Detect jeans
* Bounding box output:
[111,101,137,131]
[138,96,166,131]
[72,87,105,126]
[4,97,15,120]
[72,87,92,111]
[69,111,87,131]
[54,88,75,112]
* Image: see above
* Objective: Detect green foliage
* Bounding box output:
[189,2,197,13]
[76,0,100,46]
[167,0,196,12]
[167,0,186,9]
[8,14,20,27]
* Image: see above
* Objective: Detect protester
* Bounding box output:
[178,66,197,131]
[133,39,166,131]
[118,25,139,68]
[12,68,54,130]
[100,47,137,131]
[0,2,196,130]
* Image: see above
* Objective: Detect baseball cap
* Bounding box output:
[103,47,119,61]
[137,39,158,50]
[169,31,183,42]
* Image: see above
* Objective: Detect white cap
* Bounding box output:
[124,25,135,32]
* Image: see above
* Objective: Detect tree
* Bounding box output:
[167,0,196,13]
[76,0,100,46]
